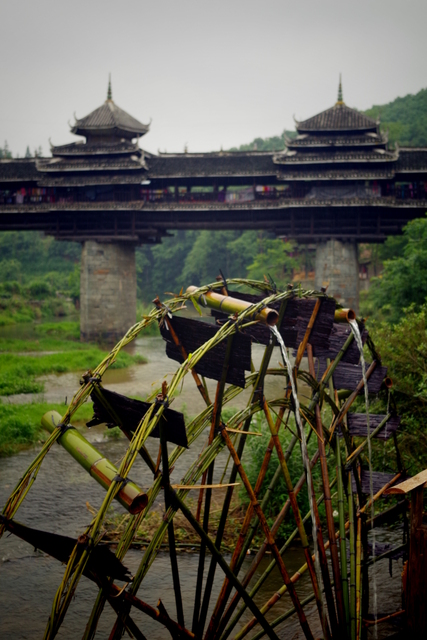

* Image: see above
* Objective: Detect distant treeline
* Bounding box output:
[0,230,302,315]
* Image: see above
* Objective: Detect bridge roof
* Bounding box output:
[0,159,39,182]
[396,148,427,172]
[296,103,378,133]
[146,152,277,179]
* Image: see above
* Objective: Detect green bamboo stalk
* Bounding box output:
[336,434,350,635]
[41,411,148,514]
[193,333,235,636]
[355,514,362,640]
[262,400,330,639]
[170,491,281,640]
[219,334,357,640]
[221,486,336,640]
[160,417,185,628]
[348,473,356,640]
[209,426,315,640]
[198,297,292,637]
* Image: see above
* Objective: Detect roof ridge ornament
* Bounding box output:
[107,73,112,101]
[336,74,344,105]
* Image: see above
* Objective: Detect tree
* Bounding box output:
[0,141,12,159]
[246,236,297,287]
[368,304,427,472]
[25,146,32,158]
[361,215,427,323]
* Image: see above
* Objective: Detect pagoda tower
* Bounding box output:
[274,78,396,309]
[40,79,151,341]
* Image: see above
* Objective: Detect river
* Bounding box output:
[0,324,404,638]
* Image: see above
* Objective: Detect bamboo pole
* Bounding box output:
[262,400,330,640]
[159,386,185,629]
[348,473,356,640]
[219,330,358,640]
[169,490,281,640]
[336,429,350,635]
[233,471,402,640]
[307,346,347,638]
[220,450,323,640]
[210,425,314,640]
[41,411,148,514]
[186,286,279,326]
[355,514,362,640]
[193,333,235,636]
[199,296,292,636]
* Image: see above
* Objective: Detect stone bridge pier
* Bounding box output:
[80,241,137,343]
[314,240,359,312]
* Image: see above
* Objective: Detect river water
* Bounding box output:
[0,324,404,638]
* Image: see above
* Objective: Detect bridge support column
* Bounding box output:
[315,240,359,312]
[80,241,136,342]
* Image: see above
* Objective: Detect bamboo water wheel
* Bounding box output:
[0,279,409,640]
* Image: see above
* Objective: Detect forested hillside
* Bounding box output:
[364,87,427,147]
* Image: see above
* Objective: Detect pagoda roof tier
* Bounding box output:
[146,152,276,178]
[274,148,398,165]
[71,100,149,139]
[37,174,145,187]
[50,140,141,157]
[285,132,388,149]
[36,155,147,173]
[296,103,378,133]
[277,168,395,181]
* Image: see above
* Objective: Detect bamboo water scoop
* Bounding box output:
[186,286,279,326]
[41,411,148,514]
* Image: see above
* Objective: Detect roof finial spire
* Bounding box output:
[107,73,112,101]
[337,73,344,105]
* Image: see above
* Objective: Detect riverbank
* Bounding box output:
[0,320,147,455]
[99,492,251,552]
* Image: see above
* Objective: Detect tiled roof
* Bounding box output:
[0,159,39,182]
[72,100,149,137]
[296,103,378,132]
[146,152,277,178]
[396,148,427,172]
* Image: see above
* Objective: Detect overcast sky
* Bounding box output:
[1,0,426,156]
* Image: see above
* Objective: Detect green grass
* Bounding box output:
[0,320,148,454]
[0,320,147,396]
[0,401,95,456]
[0,349,145,396]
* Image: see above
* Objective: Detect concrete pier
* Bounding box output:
[315,240,359,311]
[80,241,137,342]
